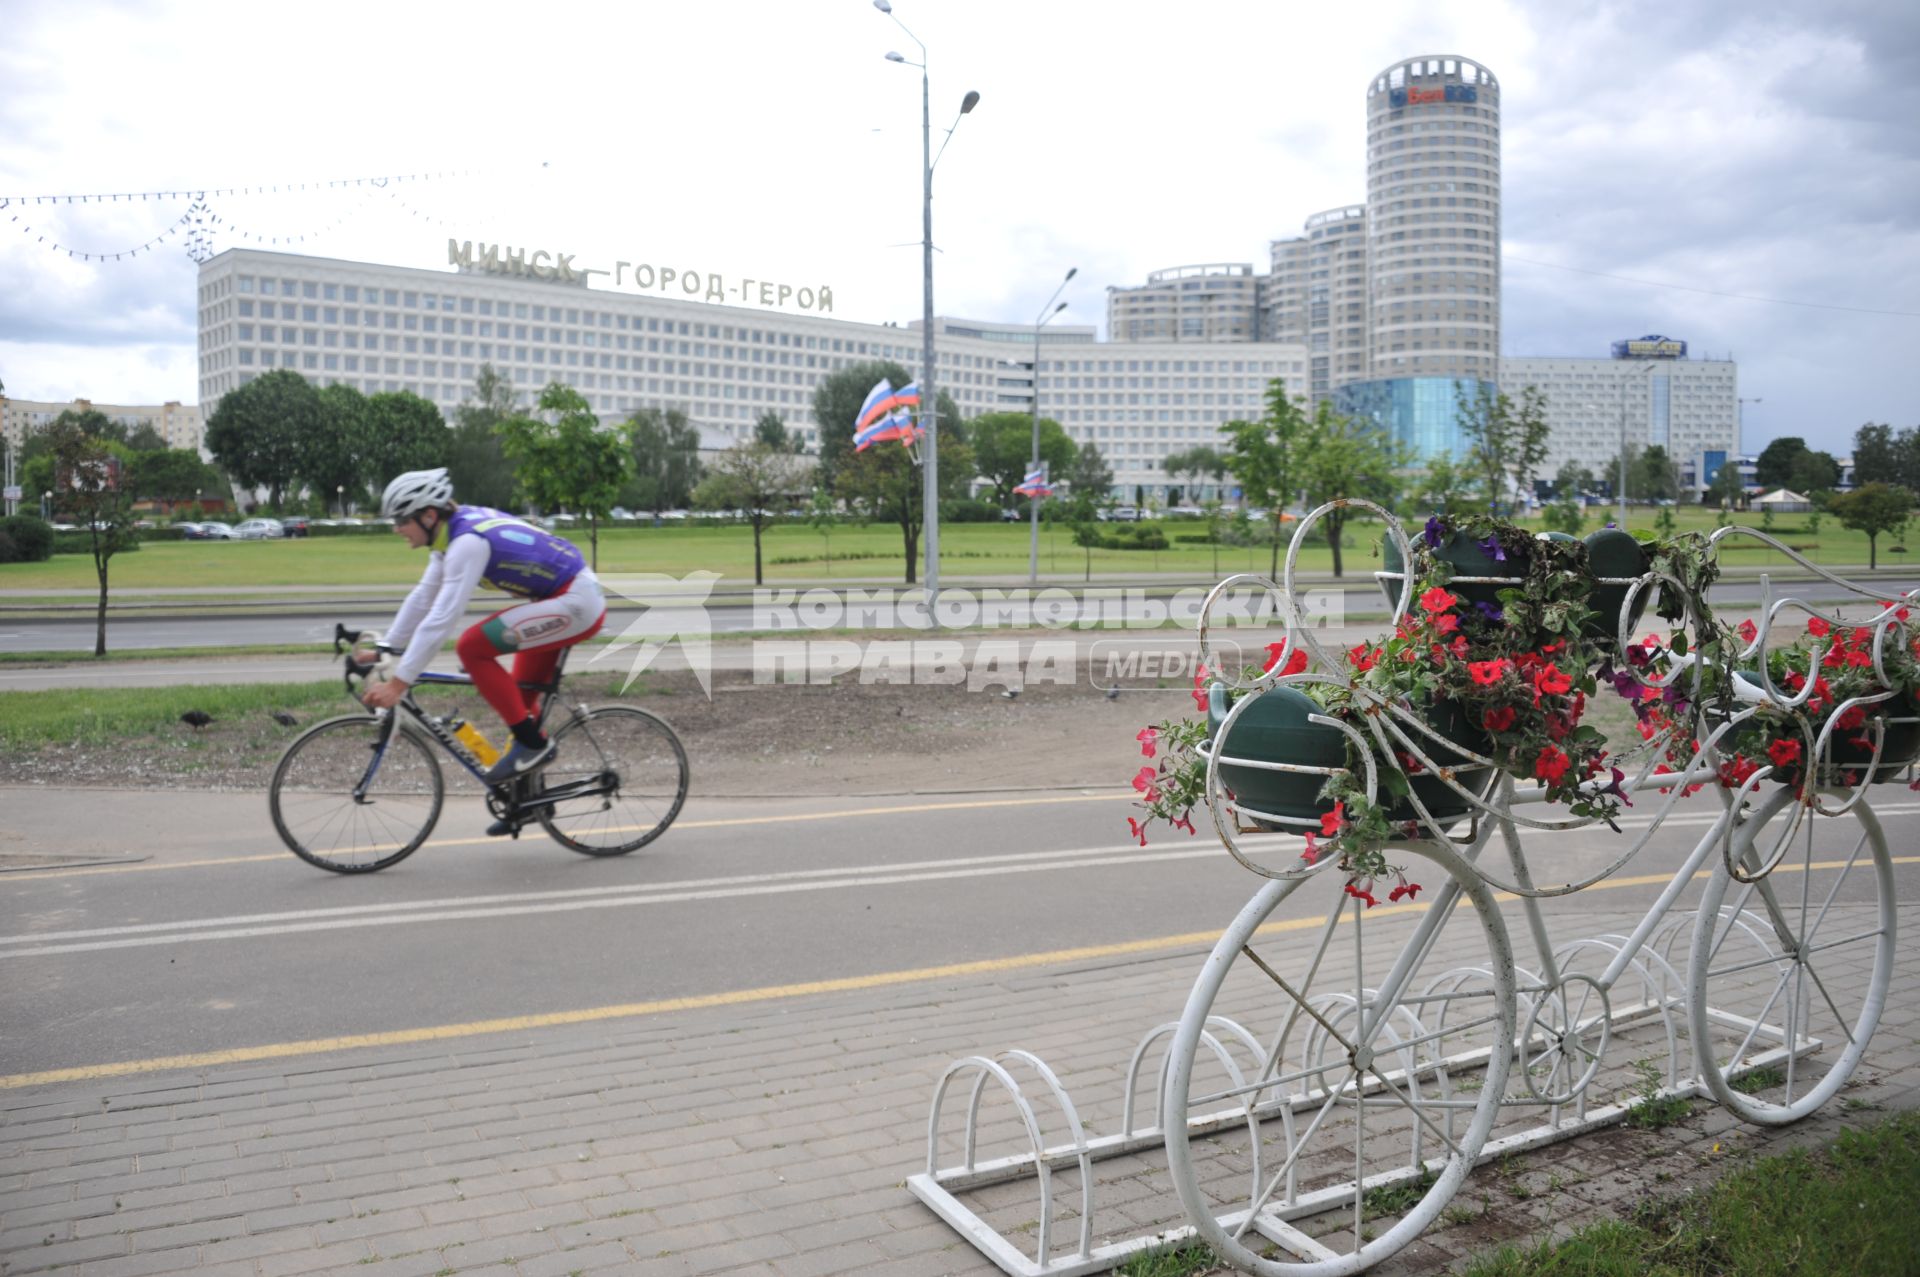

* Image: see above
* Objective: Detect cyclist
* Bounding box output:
[362,468,606,788]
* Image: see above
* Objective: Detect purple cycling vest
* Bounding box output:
[437,506,585,600]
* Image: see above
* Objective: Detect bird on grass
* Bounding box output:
[179,710,214,731]
[269,710,299,728]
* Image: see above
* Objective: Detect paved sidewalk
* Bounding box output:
[2,902,1916,1277]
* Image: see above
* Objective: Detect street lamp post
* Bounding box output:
[337,484,345,520]
[42,490,52,521]
[1028,268,1076,584]
[878,0,978,615]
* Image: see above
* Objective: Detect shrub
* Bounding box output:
[0,515,55,563]
[52,529,142,555]
[942,498,1003,523]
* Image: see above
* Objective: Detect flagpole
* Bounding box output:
[1028,269,1076,585]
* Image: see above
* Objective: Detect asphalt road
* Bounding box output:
[5,576,1917,657]
[3,783,1916,1084]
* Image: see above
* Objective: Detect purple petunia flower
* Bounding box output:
[1625,643,1653,668]
[1612,669,1643,699]
[1477,534,1507,563]
[1598,765,1632,807]
[1473,600,1505,624]
[1662,684,1690,712]
[1423,515,1444,549]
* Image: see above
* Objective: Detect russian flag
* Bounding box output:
[1013,464,1052,498]
[856,407,921,451]
[854,379,893,433]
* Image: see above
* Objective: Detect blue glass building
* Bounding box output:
[1335,377,1493,461]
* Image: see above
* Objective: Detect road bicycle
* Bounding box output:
[267,624,689,873]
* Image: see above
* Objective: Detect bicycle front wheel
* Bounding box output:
[269,714,444,873]
[1688,785,1895,1125]
[537,706,689,855]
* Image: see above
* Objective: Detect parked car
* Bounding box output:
[233,518,284,540]
[1107,505,1140,522]
[195,521,236,539]
[49,521,79,532]
[280,517,311,537]
[175,522,204,538]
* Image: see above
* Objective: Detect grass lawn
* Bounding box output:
[1,506,1912,593]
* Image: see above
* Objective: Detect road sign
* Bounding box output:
[2,485,20,501]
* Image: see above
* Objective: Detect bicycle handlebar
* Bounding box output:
[332,623,394,692]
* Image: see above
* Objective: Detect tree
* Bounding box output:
[753,411,807,454]
[448,365,520,511]
[1064,439,1115,505]
[1058,442,1115,582]
[623,406,705,517]
[496,383,636,570]
[126,423,168,452]
[363,391,447,489]
[303,383,374,514]
[1544,460,1588,536]
[129,449,224,508]
[1788,449,1841,495]
[1222,378,1312,579]
[204,370,318,508]
[44,417,136,656]
[1417,456,1472,515]
[1631,445,1680,503]
[1162,445,1228,505]
[1854,424,1896,491]
[1754,436,1811,489]
[1829,482,1915,570]
[692,443,813,585]
[1455,382,1513,507]
[1707,461,1748,511]
[972,411,1078,507]
[1297,401,1408,576]
[812,361,966,582]
[1508,384,1552,505]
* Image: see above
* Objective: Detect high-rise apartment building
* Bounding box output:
[1104,264,1262,343]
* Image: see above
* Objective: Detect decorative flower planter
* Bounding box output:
[1582,528,1650,647]
[1380,528,1519,612]
[1716,674,1920,784]
[1206,685,1482,825]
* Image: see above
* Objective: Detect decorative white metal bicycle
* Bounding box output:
[908,502,1914,1277]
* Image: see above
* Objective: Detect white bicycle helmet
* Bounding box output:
[381,467,455,521]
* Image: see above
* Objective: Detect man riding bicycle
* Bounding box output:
[362,468,606,789]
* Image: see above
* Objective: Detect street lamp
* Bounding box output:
[43,490,53,521]
[1028,268,1076,583]
[877,0,979,614]
[337,484,345,519]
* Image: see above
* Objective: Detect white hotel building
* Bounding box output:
[196,247,1308,500]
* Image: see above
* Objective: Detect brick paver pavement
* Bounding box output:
[3,892,1916,1277]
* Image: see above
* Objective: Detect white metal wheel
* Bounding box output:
[1163,842,1515,1275]
[1688,785,1896,1125]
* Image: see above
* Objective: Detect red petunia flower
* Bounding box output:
[1191,666,1210,711]
[1136,727,1159,758]
[1127,816,1148,846]
[1419,587,1458,615]
[1263,642,1309,677]
[1132,766,1161,801]
[1807,616,1831,637]
[1534,745,1572,784]
[1349,643,1378,672]
[1320,801,1347,838]
[1533,664,1573,698]
[1483,706,1518,732]
[1468,659,1509,686]
[1767,738,1802,768]
[1737,619,1758,644]
[1345,880,1379,908]
[1718,754,1760,789]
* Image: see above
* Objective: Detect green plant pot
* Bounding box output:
[1380,528,1525,613]
[1206,685,1477,824]
[1583,528,1649,647]
[1714,676,1920,784]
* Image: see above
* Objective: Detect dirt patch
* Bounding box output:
[0,669,1190,797]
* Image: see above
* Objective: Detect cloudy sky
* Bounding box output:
[1,0,1913,455]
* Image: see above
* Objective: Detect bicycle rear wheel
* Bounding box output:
[269,714,444,873]
[537,706,689,855]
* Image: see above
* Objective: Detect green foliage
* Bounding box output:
[1114,1241,1219,1277]
[44,415,140,655]
[1088,523,1169,551]
[971,411,1077,506]
[1754,435,1809,488]
[496,383,636,569]
[1631,444,1680,502]
[1455,382,1550,508]
[942,497,1002,523]
[1621,1058,1693,1130]
[1297,400,1408,576]
[691,442,812,584]
[129,448,226,505]
[447,364,520,510]
[305,382,372,505]
[1788,448,1841,494]
[752,410,806,453]
[364,391,447,481]
[623,406,704,516]
[0,515,54,563]
[1828,481,1916,569]
[125,422,168,451]
[204,369,320,506]
[1707,461,1747,510]
[1419,455,1473,514]
[1222,378,1312,578]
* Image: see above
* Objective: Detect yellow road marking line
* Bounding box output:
[21,792,1136,879]
[6,853,1913,1090]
